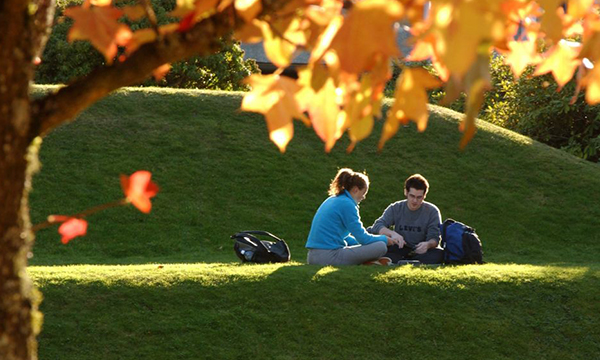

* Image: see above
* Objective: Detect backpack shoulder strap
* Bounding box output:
[238,230,286,244]
[440,219,456,247]
[231,232,271,253]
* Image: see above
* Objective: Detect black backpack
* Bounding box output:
[440,219,484,264]
[231,230,291,263]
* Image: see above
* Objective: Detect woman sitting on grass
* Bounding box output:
[305,168,400,265]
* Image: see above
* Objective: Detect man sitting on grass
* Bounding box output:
[368,174,444,265]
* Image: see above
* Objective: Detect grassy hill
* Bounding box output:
[28,86,600,359]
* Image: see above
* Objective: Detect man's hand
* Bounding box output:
[382,229,405,248]
[414,239,437,254]
[414,241,429,254]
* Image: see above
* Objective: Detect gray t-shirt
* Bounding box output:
[368,200,442,248]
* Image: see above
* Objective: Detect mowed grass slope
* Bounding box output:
[30,86,600,265]
[28,86,600,359]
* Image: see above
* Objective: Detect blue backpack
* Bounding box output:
[440,219,484,264]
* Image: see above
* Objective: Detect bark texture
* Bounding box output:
[0,0,43,358]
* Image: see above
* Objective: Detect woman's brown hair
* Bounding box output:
[328,168,370,196]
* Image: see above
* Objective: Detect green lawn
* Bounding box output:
[28,86,600,359]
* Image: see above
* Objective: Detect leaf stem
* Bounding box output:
[31,199,128,232]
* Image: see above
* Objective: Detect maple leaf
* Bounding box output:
[457,53,492,149]
[57,217,88,244]
[235,0,262,23]
[330,0,403,75]
[578,17,600,62]
[153,64,171,80]
[567,0,594,19]
[538,0,564,44]
[504,35,542,78]
[64,4,132,64]
[407,33,450,81]
[120,171,160,214]
[583,64,600,104]
[235,18,264,43]
[344,74,381,153]
[241,74,310,152]
[259,20,298,68]
[534,41,581,89]
[125,24,179,55]
[432,1,506,78]
[295,66,348,152]
[122,5,146,21]
[379,67,441,150]
[170,0,218,18]
[89,0,112,6]
[459,78,488,150]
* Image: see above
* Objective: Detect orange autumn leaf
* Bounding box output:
[330,0,402,75]
[122,5,146,21]
[64,4,132,64]
[153,64,171,80]
[120,171,159,214]
[235,18,263,43]
[125,24,179,55]
[534,41,581,88]
[57,218,88,244]
[379,68,441,150]
[241,74,310,152]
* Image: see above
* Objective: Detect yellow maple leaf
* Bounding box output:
[408,33,450,81]
[583,64,600,104]
[170,0,219,18]
[567,0,594,19]
[235,0,262,23]
[534,41,581,88]
[241,74,309,152]
[234,18,263,43]
[578,17,600,62]
[459,79,488,149]
[344,74,381,152]
[379,68,441,150]
[296,68,342,152]
[89,0,112,6]
[64,4,132,64]
[330,0,402,75]
[504,35,541,78]
[538,0,564,44]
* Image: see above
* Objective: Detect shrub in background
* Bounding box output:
[35,0,259,90]
[483,55,600,163]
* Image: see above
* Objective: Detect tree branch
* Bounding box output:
[30,7,237,138]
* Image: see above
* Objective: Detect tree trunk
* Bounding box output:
[0,0,49,359]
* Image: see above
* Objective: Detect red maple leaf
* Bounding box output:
[120,171,159,213]
[57,218,89,244]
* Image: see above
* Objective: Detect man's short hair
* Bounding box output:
[405,174,429,194]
